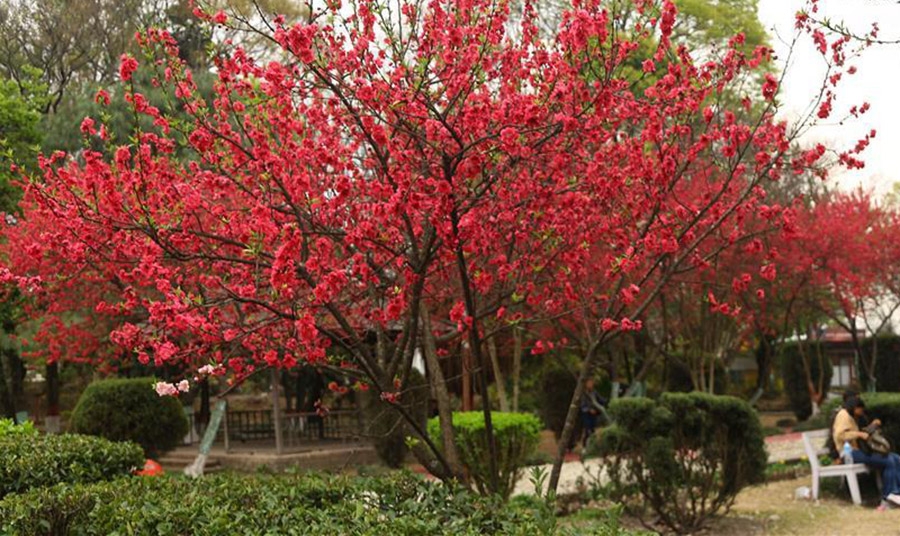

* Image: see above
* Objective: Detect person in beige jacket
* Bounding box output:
[833,397,900,507]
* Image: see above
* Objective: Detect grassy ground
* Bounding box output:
[562,473,899,535]
[719,474,900,535]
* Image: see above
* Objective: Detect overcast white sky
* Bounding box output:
[757,0,900,198]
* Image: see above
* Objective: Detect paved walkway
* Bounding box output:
[512,457,606,496]
[508,431,816,496]
[765,431,812,463]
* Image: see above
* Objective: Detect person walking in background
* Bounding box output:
[580,378,607,448]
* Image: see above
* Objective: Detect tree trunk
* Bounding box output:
[848,319,872,391]
[487,336,509,412]
[450,206,499,494]
[420,309,465,481]
[461,342,473,411]
[549,348,596,492]
[7,348,25,412]
[199,378,211,429]
[512,328,522,412]
[45,361,60,433]
[270,368,284,455]
[755,336,772,392]
[0,351,15,419]
[281,370,293,412]
[797,329,823,418]
[868,336,879,393]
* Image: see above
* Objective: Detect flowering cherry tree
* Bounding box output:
[0,0,876,492]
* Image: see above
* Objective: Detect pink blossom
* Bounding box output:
[154,382,178,397]
[119,54,138,82]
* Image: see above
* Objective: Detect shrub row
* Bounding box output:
[0,432,144,498]
[70,377,189,457]
[0,472,569,536]
[594,392,766,534]
[428,411,541,499]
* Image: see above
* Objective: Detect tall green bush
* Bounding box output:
[428,411,541,500]
[780,342,833,421]
[537,366,577,438]
[664,358,726,394]
[70,377,188,457]
[364,369,430,468]
[866,337,900,392]
[594,393,766,533]
[0,433,143,498]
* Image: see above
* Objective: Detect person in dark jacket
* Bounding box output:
[580,378,607,447]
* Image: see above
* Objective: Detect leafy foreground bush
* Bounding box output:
[0,433,144,498]
[0,418,37,438]
[0,472,638,536]
[593,393,767,534]
[429,411,541,499]
[70,377,188,456]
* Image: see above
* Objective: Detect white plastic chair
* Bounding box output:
[802,429,873,505]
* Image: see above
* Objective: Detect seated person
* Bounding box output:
[833,396,900,507]
[827,388,871,460]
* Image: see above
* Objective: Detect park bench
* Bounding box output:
[802,429,879,505]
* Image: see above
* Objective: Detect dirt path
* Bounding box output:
[725,475,900,535]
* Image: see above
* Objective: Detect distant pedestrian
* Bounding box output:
[580,378,607,448]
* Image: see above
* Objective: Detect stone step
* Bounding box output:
[158,455,223,474]
[157,452,206,462]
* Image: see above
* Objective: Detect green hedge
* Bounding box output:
[70,377,188,457]
[780,342,833,421]
[428,412,541,499]
[0,472,568,536]
[594,393,766,534]
[0,433,144,498]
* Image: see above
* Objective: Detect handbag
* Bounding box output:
[864,424,892,456]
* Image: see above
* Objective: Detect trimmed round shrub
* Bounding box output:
[428,411,541,499]
[594,393,766,533]
[0,433,144,498]
[780,342,833,421]
[0,472,574,535]
[70,377,188,457]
